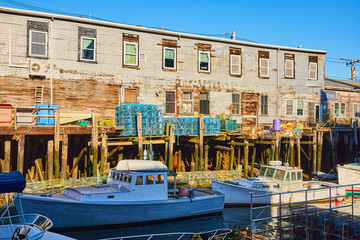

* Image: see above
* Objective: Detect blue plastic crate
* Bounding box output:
[35,104,59,126]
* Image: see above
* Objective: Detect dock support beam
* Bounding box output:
[297,137,301,168]
[168,124,175,171]
[17,135,25,174]
[290,137,295,167]
[54,109,60,179]
[312,130,317,172]
[4,140,10,173]
[91,112,99,176]
[204,144,209,171]
[47,140,54,180]
[251,146,256,176]
[61,134,68,179]
[100,133,108,175]
[137,113,143,159]
[199,115,204,171]
[244,139,249,178]
[317,132,323,171]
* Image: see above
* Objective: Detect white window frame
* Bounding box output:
[334,102,340,117]
[286,100,293,116]
[309,62,318,80]
[123,42,138,66]
[260,95,268,116]
[259,58,270,77]
[29,30,48,58]
[163,47,176,70]
[341,102,346,118]
[182,92,193,115]
[80,36,96,62]
[284,59,294,78]
[232,93,240,115]
[354,103,360,118]
[198,51,210,73]
[296,100,305,116]
[230,54,241,75]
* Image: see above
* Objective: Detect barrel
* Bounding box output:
[273,119,281,131]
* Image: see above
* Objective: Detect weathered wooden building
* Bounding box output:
[0,7,326,127]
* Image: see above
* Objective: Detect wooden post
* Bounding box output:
[312,130,317,172]
[54,109,60,179]
[194,144,199,171]
[137,112,143,160]
[191,154,195,171]
[317,132,323,171]
[164,121,171,165]
[244,139,249,178]
[118,146,123,162]
[204,144,209,171]
[289,137,295,167]
[230,146,235,171]
[17,135,25,174]
[297,137,301,168]
[168,124,175,171]
[251,146,256,177]
[4,140,11,173]
[199,115,204,171]
[34,158,44,181]
[100,133,108,175]
[275,131,280,161]
[61,134,68,179]
[72,158,78,179]
[178,150,182,172]
[91,112,99,176]
[216,151,222,171]
[47,140,54,180]
[237,146,241,168]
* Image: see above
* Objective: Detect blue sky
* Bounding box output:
[1,0,359,80]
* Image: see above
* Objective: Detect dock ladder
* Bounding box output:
[34,85,44,105]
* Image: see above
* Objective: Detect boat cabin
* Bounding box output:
[258,165,303,183]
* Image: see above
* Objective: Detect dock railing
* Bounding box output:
[250,183,360,240]
[98,228,232,240]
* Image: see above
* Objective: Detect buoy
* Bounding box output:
[179,187,189,196]
[143,149,147,160]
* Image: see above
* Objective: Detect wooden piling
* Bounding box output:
[72,158,78,179]
[164,121,171,165]
[274,131,280,161]
[230,146,235,170]
[297,137,301,168]
[47,140,54,180]
[91,112,99,176]
[237,146,241,168]
[244,139,249,178]
[204,144,209,171]
[54,109,60,179]
[289,137,295,167]
[136,112,143,159]
[4,140,10,173]
[194,144,199,171]
[251,146,256,176]
[216,151,222,171]
[100,133,108,175]
[61,134,68,179]
[317,132,323,171]
[168,124,175,171]
[178,149,182,172]
[17,135,25,174]
[312,130,317,172]
[34,158,44,181]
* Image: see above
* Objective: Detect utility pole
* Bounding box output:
[340,58,360,81]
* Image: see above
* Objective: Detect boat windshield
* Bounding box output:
[265,168,275,178]
[274,170,285,181]
[297,171,302,181]
[291,172,297,181]
[259,167,267,176]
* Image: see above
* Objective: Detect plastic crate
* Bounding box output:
[35,104,59,126]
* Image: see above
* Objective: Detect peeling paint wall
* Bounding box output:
[0,11,326,125]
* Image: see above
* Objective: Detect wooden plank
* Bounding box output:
[17,135,25,174]
[72,158,78,179]
[244,139,249,178]
[100,133,108,175]
[4,140,10,173]
[69,147,87,175]
[107,146,120,160]
[215,145,233,151]
[204,144,209,171]
[168,124,175,171]
[47,140,54,180]
[27,168,34,182]
[34,158,44,182]
[54,109,60,179]
[229,141,255,147]
[0,126,115,135]
[91,112,99,176]
[61,134,68,179]
[137,113,143,160]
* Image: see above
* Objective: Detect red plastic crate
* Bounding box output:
[0,103,14,125]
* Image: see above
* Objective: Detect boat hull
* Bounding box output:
[212,180,345,205]
[15,193,224,229]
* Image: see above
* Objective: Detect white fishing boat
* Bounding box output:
[0,171,75,240]
[15,160,224,229]
[212,161,345,205]
[337,163,360,185]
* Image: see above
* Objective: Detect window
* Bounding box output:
[165,91,176,114]
[124,42,138,66]
[199,51,210,72]
[354,103,360,117]
[259,51,270,78]
[145,175,154,184]
[127,175,132,183]
[155,174,164,184]
[266,168,275,178]
[136,176,143,185]
[274,170,285,181]
[284,54,295,78]
[182,92,193,115]
[297,100,304,116]
[232,94,240,115]
[286,100,293,116]
[260,95,268,115]
[124,89,137,104]
[309,56,318,80]
[335,102,346,118]
[230,48,242,76]
[200,92,210,115]
[29,30,48,57]
[297,172,302,181]
[80,37,95,61]
[291,172,297,181]
[164,47,176,69]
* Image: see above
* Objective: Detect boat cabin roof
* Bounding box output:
[259,165,303,182]
[115,160,168,172]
